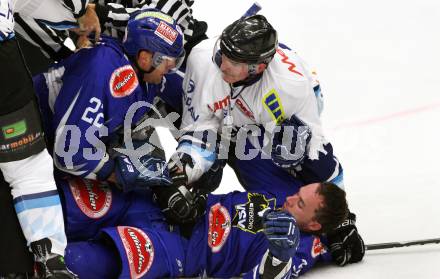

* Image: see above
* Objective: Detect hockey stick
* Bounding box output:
[366,238,440,251]
[241,2,262,18]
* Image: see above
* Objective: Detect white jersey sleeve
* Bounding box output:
[175,38,229,183]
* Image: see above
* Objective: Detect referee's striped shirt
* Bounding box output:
[14,0,198,60]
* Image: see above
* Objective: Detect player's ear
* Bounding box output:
[257,63,267,73]
[137,50,153,71]
[306,220,322,232]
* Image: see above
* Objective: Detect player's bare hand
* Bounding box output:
[76,35,93,49]
[75,4,101,43]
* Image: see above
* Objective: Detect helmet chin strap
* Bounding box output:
[248,64,259,75]
[232,71,263,88]
[130,53,156,79]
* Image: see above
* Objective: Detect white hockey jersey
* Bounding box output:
[178,38,329,182]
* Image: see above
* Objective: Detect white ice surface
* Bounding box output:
[160,0,440,277]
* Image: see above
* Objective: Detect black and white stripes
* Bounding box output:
[96,0,195,43]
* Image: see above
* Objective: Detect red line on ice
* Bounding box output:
[331,102,440,131]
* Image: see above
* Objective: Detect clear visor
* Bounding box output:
[212,37,222,63]
[152,50,185,73]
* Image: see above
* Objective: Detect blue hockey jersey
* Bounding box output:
[62,178,332,278]
[185,190,332,278]
[33,36,163,181]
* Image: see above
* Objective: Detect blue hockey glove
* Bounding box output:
[261,209,300,262]
[114,152,172,192]
[271,114,311,169]
[327,212,365,266]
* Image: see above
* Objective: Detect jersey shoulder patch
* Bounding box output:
[117,226,155,278]
[262,88,285,125]
[68,178,112,219]
[109,65,139,98]
[232,193,276,234]
[208,203,231,253]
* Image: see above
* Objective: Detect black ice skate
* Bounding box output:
[30,238,78,279]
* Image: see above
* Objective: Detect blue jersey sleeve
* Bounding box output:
[290,234,332,277]
[294,143,344,189]
[242,234,332,278]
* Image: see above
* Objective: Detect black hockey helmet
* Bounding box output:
[220,15,278,65]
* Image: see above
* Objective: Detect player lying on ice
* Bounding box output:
[58,176,364,279]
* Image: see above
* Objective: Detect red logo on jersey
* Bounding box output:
[311,237,327,258]
[208,95,230,113]
[109,65,139,98]
[235,98,255,120]
[276,48,304,77]
[118,226,154,278]
[155,21,178,45]
[208,203,231,253]
[69,178,112,219]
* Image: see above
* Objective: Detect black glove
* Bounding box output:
[167,152,194,185]
[153,184,207,225]
[327,212,365,266]
[191,159,226,193]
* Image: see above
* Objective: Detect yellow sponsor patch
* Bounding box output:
[262,89,285,125]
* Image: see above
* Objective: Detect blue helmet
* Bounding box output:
[123,9,184,59]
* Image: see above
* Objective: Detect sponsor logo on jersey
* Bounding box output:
[262,89,285,125]
[109,65,139,98]
[0,132,42,152]
[276,48,304,77]
[118,226,154,278]
[232,193,276,234]
[208,95,230,113]
[69,178,112,219]
[187,79,195,93]
[208,203,231,253]
[155,21,178,45]
[292,258,308,277]
[311,237,327,258]
[184,79,199,121]
[235,98,255,121]
[2,120,27,139]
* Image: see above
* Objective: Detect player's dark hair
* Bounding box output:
[314,182,349,234]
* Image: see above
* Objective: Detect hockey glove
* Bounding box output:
[153,185,207,225]
[258,250,292,279]
[114,141,172,192]
[167,152,195,186]
[327,212,365,266]
[191,159,226,193]
[271,114,311,169]
[261,209,300,262]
